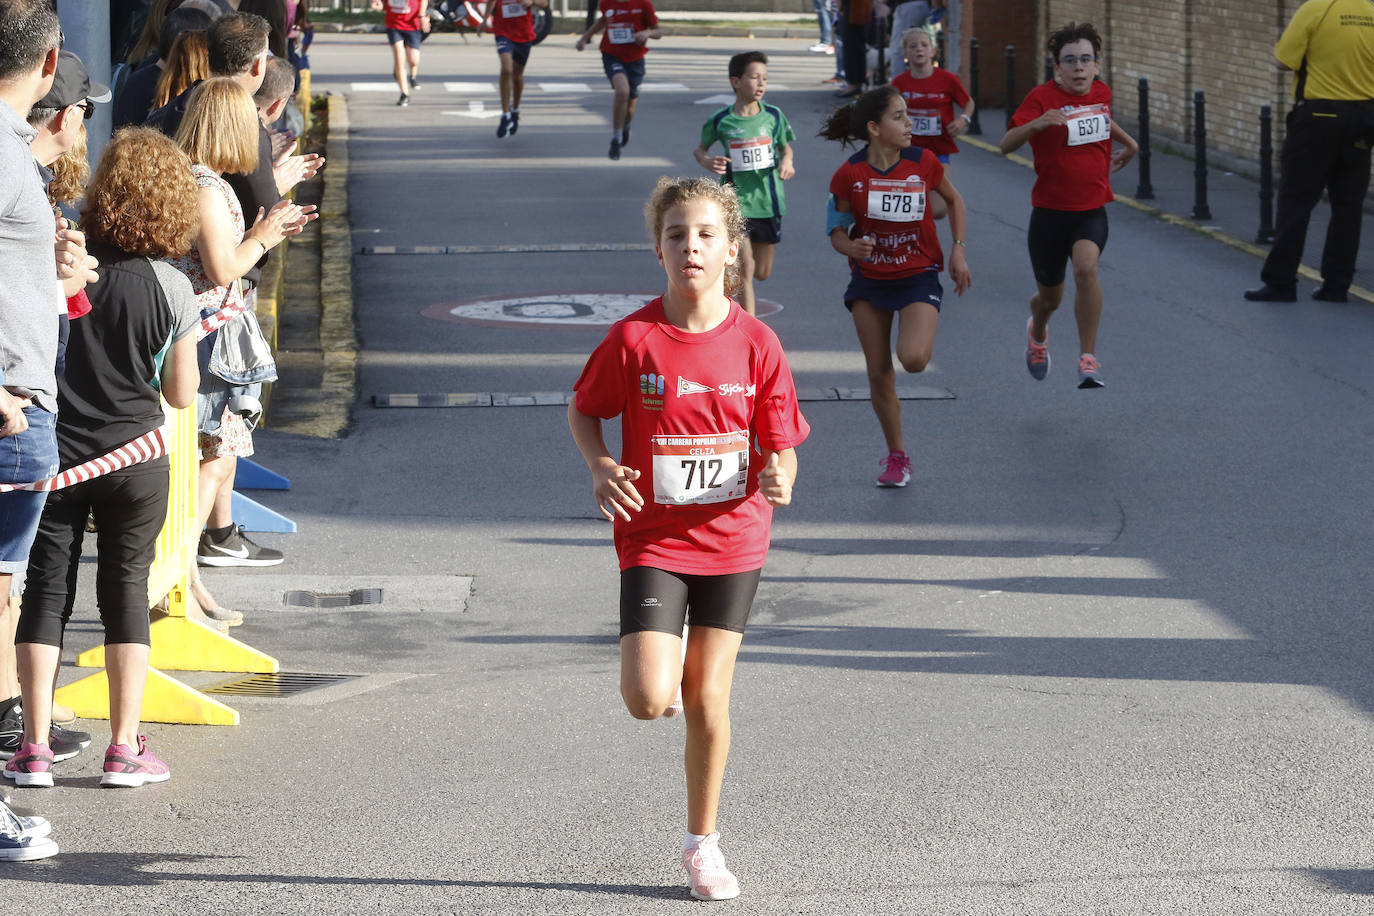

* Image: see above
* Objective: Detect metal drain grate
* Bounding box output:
[201,672,362,697]
[282,588,384,608]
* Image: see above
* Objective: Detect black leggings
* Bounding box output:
[17,458,169,648]
[619,566,762,637]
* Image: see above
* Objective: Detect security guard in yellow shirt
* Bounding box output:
[1246,0,1374,303]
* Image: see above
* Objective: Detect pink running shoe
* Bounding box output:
[100,735,170,788]
[1025,317,1049,380]
[682,833,741,901]
[876,450,911,488]
[2,741,54,788]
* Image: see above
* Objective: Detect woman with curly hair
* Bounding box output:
[4,128,202,790]
[169,77,307,627]
[150,28,210,111]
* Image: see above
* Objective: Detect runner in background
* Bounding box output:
[822,86,971,488]
[693,51,796,315]
[479,0,548,138]
[568,177,808,902]
[889,26,971,219]
[369,0,429,107]
[1000,20,1135,389]
[575,0,660,160]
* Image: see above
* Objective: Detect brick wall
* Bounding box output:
[1028,0,1310,165]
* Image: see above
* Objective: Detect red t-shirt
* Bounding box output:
[490,0,535,42]
[382,0,423,31]
[599,0,657,63]
[891,68,971,157]
[829,146,946,280]
[573,298,810,575]
[1010,79,1115,211]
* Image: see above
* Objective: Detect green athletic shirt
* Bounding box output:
[700,103,796,220]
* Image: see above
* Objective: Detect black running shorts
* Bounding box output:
[619,566,762,637]
[1027,206,1109,288]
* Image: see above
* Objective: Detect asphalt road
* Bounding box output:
[8,31,1373,913]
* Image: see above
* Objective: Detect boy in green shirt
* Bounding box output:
[693,51,796,315]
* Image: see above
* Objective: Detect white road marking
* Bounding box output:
[537,82,592,92]
[443,81,498,93]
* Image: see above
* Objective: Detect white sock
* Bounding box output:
[502,109,510,116]
[611,129,622,143]
[510,107,519,114]
[684,831,711,851]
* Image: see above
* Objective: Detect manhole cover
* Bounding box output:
[282,588,384,608]
[201,672,362,697]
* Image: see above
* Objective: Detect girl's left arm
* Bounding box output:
[758,448,797,507]
[935,175,971,294]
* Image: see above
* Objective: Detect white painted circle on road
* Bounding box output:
[428,294,781,328]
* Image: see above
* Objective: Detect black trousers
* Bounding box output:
[841,21,867,87]
[17,458,169,648]
[1261,100,1374,292]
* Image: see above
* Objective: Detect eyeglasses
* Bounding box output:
[1058,54,1097,67]
[75,101,94,120]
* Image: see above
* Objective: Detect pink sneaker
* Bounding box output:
[876,450,911,488]
[2,741,54,788]
[682,833,740,901]
[100,735,170,788]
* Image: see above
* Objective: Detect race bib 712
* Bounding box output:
[651,431,749,505]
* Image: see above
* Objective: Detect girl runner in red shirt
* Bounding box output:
[569,177,809,901]
[822,86,972,488]
[890,26,974,221]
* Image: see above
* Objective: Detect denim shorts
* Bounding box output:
[0,407,58,574]
[386,28,423,50]
[601,54,645,98]
[495,35,532,67]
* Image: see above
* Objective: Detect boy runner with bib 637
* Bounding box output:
[1000,20,1136,389]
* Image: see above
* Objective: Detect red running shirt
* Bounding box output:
[829,146,946,280]
[381,0,424,30]
[490,0,535,42]
[1010,80,1116,211]
[573,298,811,575]
[598,0,658,63]
[891,68,971,157]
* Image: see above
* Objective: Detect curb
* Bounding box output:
[314,93,359,438]
[959,134,1374,305]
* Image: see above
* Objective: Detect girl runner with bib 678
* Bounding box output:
[568,177,809,902]
[822,86,972,489]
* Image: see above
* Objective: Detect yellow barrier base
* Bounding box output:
[54,666,240,726]
[76,616,279,674]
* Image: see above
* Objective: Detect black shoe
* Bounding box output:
[1312,285,1348,302]
[197,525,285,568]
[508,110,519,135]
[409,76,421,91]
[609,139,621,161]
[0,704,91,762]
[1243,284,1296,302]
[397,93,409,107]
[497,112,512,138]
[620,122,629,147]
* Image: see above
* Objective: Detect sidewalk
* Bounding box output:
[965,107,1374,304]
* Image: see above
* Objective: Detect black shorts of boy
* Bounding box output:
[619,566,761,636]
[387,28,423,49]
[495,35,532,66]
[1027,206,1109,288]
[601,54,646,98]
[745,216,782,246]
[843,268,944,312]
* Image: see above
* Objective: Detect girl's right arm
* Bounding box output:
[828,197,875,260]
[568,402,644,521]
[575,15,605,50]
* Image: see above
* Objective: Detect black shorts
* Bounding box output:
[495,35,532,67]
[844,268,943,312]
[619,566,761,637]
[745,217,781,245]
[1027,206,1109,288]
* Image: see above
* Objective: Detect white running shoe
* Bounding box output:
[682,833,740,901]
